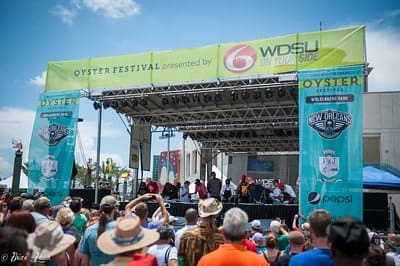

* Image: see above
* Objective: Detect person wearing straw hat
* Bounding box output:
[27,220,76,266]
[97,215,160,266]
[178,198,224,266]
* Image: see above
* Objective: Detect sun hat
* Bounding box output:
[327,216,369,255]
[100,195,119,207]
[27,221,75,260]
[250,219,262,230]
[198,198,222,218]
[97,216,160,255]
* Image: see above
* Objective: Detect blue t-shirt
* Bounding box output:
[142,219,163,229]
[289,248,333,266]
[80,220,116,266]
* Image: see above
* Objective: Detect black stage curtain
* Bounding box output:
[119,201,298,227]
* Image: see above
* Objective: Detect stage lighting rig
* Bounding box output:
[266,88,274,98]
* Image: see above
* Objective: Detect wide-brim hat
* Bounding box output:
[97,216,160,255]
[27,221,75,260]
[198,198,222,218]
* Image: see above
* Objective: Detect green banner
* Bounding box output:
[28,91,81,205]
[46,26,365,92]
[298,65,364,221]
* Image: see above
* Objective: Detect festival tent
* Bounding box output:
[0,172,28,189]
[363,166,400,190]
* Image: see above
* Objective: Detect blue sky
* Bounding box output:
[0,0,399,178]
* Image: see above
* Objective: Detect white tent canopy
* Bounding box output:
[0,172,28,189]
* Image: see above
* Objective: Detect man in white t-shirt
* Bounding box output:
[147,224,178,266]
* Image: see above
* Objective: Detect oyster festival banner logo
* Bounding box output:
[299,65,364,221]
[28,91,80,205]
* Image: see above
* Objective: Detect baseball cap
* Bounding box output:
[327,216,369,255]
[100,195,119,207]
[252,232,264,243]
[250,219,262,230]
[368,232,381,246]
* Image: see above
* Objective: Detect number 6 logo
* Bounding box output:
[224,44,257,73]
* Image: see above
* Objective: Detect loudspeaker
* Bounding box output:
[363,192,389,231]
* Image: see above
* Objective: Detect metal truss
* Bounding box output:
[89,74,300,153]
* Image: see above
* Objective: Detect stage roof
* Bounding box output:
[89,74,299,154]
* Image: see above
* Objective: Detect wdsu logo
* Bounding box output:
[224,44,257,73]
[308,191,352,205]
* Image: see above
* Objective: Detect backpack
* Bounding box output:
[164,246,172,266]
[240,183,249,197]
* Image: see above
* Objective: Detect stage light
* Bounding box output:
[130,99,138,107]
[253,89,261,99]
[231,91,239,101]
[278,88,286,97]
[121,100,129,107]
[103,102,110,109]
[214,92,223,102]
[181,94,189,104]
[242,90,250,99]
[203,93,211,103]
[161,96,169,105]
[266,89,274,98]
[93,101,102,110]
[171,95,179,105]
[290,86,298,97]
[140,97,147,106]
[192,94,200,103]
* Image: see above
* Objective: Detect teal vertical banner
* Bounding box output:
[28,91,81,205]
[298,65,364,221]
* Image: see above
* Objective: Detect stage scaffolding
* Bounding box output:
[87,74,300,154]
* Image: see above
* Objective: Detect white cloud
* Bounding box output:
[82,0,140,19]
[0,107,35,177]
[0,107,35,151]
[0,157,13,179]
[53,0,140,24]
[52,5,77,25]
[0,106,127,177]
[365,27,400,92]
[74,118,125,167]
[29,71,47,87]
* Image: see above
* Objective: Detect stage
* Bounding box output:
[122,201,299,226]
[70,189,389,231]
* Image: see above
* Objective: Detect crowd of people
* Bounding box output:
[1,174,400,266]
[137,173,296,205]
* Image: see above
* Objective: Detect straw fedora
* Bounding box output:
[97,215,160,255]
[27,221,75,260]
[198,198,222,218]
